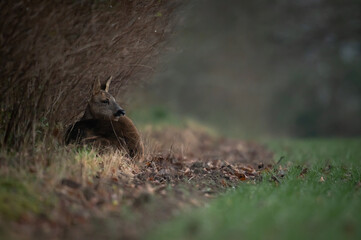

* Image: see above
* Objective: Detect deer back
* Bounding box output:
[65,116,144,160]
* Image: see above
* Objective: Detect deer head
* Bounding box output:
[82,76,125,121]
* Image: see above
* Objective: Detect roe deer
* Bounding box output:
[65,77,144,160]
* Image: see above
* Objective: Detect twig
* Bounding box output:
[65,42,101,56]
[276,156,285,165]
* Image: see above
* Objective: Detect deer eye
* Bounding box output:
[101,99,109,104]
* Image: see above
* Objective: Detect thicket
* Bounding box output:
[0,0,176,149]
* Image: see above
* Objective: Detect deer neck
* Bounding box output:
[81,104,94,120]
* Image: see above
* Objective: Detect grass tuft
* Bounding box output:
[0,177,44,220]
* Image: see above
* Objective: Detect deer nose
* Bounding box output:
[114,109,125,117]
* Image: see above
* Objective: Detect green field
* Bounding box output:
[148,139,361,240]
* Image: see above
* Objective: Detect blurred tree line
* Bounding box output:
[146,0,361,137]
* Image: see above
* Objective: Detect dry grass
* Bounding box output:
[0,142,133,191]
[0,124,273,239]
[0,142,137,229]
[0,0,179,149]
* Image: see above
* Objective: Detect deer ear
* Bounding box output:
[92,79,101,95]
[104,76,112,92]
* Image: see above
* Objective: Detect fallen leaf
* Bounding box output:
[239,175,247,181]
[221,179,227,187]
[299,168,308,178]
[61,178,81,189]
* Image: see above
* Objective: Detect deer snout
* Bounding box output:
[114,109,125,117]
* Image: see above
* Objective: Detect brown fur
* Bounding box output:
[81,77,125,121]
[65,77,144,160]
[65,117,144,159]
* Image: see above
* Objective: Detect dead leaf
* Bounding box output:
[299,168,308,178]
[61,178,81,189]
[239,174,247,181]
[258,162,264,169]
[221,179,227,187]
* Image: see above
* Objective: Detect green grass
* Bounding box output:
[128,105,184,128]
[128,104,219,136]
[0,177,46,220]
[147,139,361,240]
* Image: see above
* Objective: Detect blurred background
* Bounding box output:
[1,0,361,149]
[132,0,361,138]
